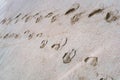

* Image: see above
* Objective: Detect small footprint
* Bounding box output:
[62,49,76,64]
[51,14,59,23]
[40,40,48,48]
[35,16,42,23]
[88,8,104,17]
[105,12,118,23]
[65,3,80,15]
[84,57,98,66]
[45,12,53,18]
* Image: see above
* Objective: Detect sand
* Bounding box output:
[0,0,120,80]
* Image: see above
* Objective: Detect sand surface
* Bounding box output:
[0,0,120,80]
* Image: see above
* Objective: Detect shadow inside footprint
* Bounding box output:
[21,14,28,20]
[51,14,59,23]
[40,40,48,48]
[62,49,76,64]
[71,12,84,24]
[36,33,43,37]
[65,3,80,15]
[35,16,42,23]
[84,57,98,66]
[25,15,32,23]
[105,12,118,23]
[0,18,7,24]
[51,43,60,50]
[88,8,104,17]
[15,13,22,19]
[45,12,53,18]
[33,12,40,17]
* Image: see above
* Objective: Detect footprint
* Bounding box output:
[3,33,9,39]
[84,57,98,66]
[71,12,84,24]
[25,16,32,23]
[88,8,104,17]
[28,33,35,40]
[40,40,48,48]
[14,34,20,39]
[24,30,30,34]
[45,12,53,18]
[65,3,80,15]
[97,74,114,80]
[6,18,12,25]
[62,49,76,64]
[60,37,68,50]
[9,33,16,38]
[33,12,40,17]
[0,18,7,24]
[14,19,19,24]
[35,16,43,23]
[21,14,28,20]
[51,43,60,50]
[51,38,67,50]
[51,14,59,23]
[15,13,22,19]
[36,33,43,37]
[105,12,118,23]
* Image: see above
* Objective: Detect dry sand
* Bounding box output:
[0,0,120,80]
